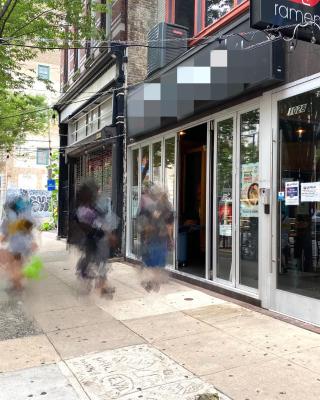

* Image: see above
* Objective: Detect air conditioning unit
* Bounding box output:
[147,22,189,76]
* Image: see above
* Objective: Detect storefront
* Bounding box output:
[127,74,320,326]
[126,5,320,324]
[268,74,320,325]
[127,99,262,295]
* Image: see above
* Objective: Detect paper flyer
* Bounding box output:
[285,181,299,206]
[301,182,320,202]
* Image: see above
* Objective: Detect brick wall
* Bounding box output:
[127,0,160,85]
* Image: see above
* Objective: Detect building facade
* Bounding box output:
[125,0,320,326]
[0,51,60,221]
[55,0,162,249]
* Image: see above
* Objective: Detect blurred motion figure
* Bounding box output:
[137,183,174,292]
[68,179,119,297]
[0,194,37,291]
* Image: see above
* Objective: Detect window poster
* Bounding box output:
[301,182,320,202]
[240,163,259,218]
[285,181,299,206]
[218,192,232,237]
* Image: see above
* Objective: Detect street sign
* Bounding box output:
[47,179,56,191]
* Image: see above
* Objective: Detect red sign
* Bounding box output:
[251,0,320,44]
[289,0,320,6]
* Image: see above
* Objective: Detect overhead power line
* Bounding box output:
[0,21,318,122]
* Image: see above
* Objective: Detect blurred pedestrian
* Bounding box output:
[137,183,174,292]
[68,179,119,297]
[0,194,37,291]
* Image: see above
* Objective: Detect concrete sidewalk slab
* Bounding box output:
[25,275,71,297]
[288,346,320,374]
[163,290,226,311]
[0,363,82,400]
[211,313,320,355]
[47,320,145,359]
[0,335,59,373]
[23,292,84,314]
[33,305,114,333]
[99,297,177,320]
[123,311,213,343]
[185,303,256,324]
[93,280,144,302]
[67,344,230,400]
[2,233,320,399]
[203,357,320,400]
[118,379,229,400]
[154,329,276,375]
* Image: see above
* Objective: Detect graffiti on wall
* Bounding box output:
[6,189,52,218]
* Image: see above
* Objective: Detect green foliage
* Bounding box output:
[0,0,113,92]
[47,150,59,225]
[0,90,48,149]
[0,0,113,147]
[39,220,56,231]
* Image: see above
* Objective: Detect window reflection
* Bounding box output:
[216,117,233,281]
[141,146,150,186]
[239,110,259,289]
[278,88,320,300]
[152,142,162,186]
[206,0,234,26]
[131,149,139,256]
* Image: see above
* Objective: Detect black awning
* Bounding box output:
[127,18,285,139]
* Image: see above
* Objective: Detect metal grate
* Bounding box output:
[74,144,113,200]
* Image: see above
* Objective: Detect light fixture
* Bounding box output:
[179,131,186,136]
[311,35,317,44]
[289,41,295,52]
[296,128,305,138]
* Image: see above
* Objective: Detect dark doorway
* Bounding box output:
[177,124,207,277]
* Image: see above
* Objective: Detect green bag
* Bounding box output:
[22,256,44,280]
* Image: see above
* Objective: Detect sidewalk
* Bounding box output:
[0,232,320,400]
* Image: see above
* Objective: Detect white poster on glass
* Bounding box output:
[240,162,259,218]
[285,181,299,206]
[301,182,320,202]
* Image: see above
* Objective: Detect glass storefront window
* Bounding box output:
[239,110,260,288]
[129,137,176,261]
[131,149,140,256]
[206,0,233,26]
[165,137,176,266]
[152,142,162,186]
[165,137,176,205]
[216,117,233,281]
[278,88,320,300]
[141,146,150,187]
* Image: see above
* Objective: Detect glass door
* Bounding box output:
[214,116,235,284]
[238,109,260,290]
[129,148,140,257]
[270,85,320,325]
[213,109,260,292]
[127,136,176,263]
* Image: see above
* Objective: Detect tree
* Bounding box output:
[48,150,59,226]
[0,0,112,92]
[0,91,48,149]
[0,0,112,148]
